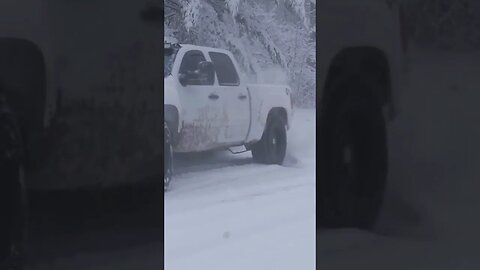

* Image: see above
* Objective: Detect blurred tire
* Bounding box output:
[319,78,387,230]
[164,122,173,191]
[251,115,287,165]
[0,97,28,270]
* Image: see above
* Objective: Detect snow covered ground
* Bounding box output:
[164,109,316,270]
[318,229,480,270]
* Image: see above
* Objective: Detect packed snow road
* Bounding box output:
[165,109,316,270]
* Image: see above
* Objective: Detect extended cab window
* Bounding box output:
[179,50,212,85]
[208,52,240,86]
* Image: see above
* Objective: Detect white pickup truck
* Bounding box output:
[0,1,411,266]
[163,40,293,189]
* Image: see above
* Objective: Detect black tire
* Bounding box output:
[318,79,387,230]
[251,115,287,165]
[164,122,173,191]
[0,101,28,270]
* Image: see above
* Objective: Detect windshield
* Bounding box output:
[164,48,177,77]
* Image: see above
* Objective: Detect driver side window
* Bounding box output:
[179,50,212,86]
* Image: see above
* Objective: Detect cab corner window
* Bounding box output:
[208,52,240,86]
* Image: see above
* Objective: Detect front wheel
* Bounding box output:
[164,122,173,191]
[251,115,287,165]
[319,87,387,230]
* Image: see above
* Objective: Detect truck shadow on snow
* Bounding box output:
[172,151,253,175]
[172,150,299,175]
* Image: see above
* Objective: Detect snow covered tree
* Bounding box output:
[164,0,316,108]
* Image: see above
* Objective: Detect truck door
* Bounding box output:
[176,50,223,151]
[208,51,250,145]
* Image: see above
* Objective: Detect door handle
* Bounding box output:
[238,94,247,100]
[208,93,219,100]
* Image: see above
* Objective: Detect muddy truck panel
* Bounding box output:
[0,0,164,189]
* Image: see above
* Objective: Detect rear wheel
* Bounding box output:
[319,79,387,230]
[0,99,27,270]
[164,122,173,191]
[251,115,287,165]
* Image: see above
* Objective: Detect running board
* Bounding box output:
[228,145,249,154]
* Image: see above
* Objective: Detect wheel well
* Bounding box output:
[324,47,391,107]
[267,107,288,126]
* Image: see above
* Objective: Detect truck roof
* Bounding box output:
[178,44,233,56]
